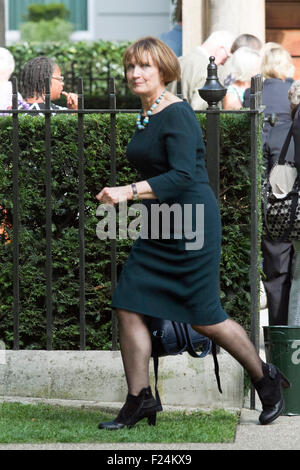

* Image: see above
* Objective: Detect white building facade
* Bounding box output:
[5,0,174,43]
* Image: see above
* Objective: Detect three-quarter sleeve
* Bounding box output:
[147,105,199,202]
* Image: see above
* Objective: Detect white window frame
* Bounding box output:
[5,0,95,44]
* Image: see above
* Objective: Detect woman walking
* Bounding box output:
[96,37,290,429]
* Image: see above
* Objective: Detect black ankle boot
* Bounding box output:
[253,362,291,425]
[98,386,163,430]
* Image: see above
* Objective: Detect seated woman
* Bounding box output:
[223,46,261,110]
[20,56,78,114]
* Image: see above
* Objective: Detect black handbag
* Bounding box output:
[262,118,300,242]
[149,317,212,358]
[148,317,222,406]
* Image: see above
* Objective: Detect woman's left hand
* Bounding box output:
[96,185,132,205]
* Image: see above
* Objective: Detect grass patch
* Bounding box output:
[0,402,238,444]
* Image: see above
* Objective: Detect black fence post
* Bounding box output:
[45,77,53,350]
[109,77,118,351]
[197,58,226,357]
[198,56,227,200]
[12,77,20,350]
[71,61,76,92]
[89,63,93,96]
[176,80,182,100]
[77,77,86,350]
[249,74,263,410]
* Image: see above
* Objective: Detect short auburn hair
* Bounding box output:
[123,36,181,85]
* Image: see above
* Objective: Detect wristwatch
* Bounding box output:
[131,183,139,200]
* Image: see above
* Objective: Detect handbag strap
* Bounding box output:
[211,342,222,394]
[153,355,162,407]
[174,322,188,353]
[183,324,222,393]
[183,323,211,359]
[152,323,187,405]
[292,104,300,170]
[278,124,294,165]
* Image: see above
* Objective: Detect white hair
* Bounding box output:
[230,46,261,82]
[204,30,235,52]
[0,48,15,81]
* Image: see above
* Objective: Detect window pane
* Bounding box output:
[63,0,88,31]
[9,0,88,31]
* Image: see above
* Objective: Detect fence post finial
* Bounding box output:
[198,56,227,110]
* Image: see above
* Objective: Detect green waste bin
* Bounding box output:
[263,326,300,416]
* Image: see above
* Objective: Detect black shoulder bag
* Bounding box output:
[148,317,222,407]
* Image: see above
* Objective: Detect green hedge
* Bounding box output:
[9,41,129,77]
[0,113,261,350]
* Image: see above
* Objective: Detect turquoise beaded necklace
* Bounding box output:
[136,88,166,130]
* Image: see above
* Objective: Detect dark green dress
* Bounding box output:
[111,101,228,325]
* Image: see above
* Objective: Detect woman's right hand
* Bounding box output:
[96,185,133,205]
[62,91,78,110]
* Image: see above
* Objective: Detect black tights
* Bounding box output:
[117,310,263,396]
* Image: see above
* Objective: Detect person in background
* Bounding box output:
[20,56,78,114]
[288,80,300,326]
[169,30,235,110]
[0,48,23,242]
[223,33,263,87]
[262,95,295,326]
[243,43,294,126]
[261,43,295,141]
[223,47,261,110]
[230,33,263,55]
[0,47,23,114]
[261,44,296,326]
[160,0,182,57]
